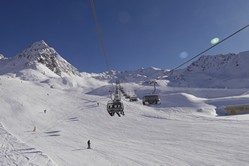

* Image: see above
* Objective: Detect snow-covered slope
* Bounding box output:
[0,123,55,165]
[168,51,249,88]
[1,74,249,165]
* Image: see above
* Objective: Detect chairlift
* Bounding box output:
[142,80,160,105]
[106,80,125,116]
[107,100,124,117]
[142,94,160,105]
[125,95,130,99]
[129,96,138,102]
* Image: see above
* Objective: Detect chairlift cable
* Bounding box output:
[90,0,110,71]
[89,0,125,116]
[143,24,249,105]
[168,24,249,75]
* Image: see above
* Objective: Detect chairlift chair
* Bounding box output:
[129,96,138,102]
[142,94,160,105]
[125,95,130,99]
[107,100,124,117]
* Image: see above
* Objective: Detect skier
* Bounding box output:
[87,140,91,149]
[33,126,36,132]
[44,109,47,114]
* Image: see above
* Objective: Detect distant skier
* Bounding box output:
[44,109,47,114]
[97,102,99,106]
[33,126,36,132]
[87,140,91,149]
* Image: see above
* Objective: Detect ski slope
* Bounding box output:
[1,75,249,166]
[0,123,54,166]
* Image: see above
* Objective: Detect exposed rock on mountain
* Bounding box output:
[16,40,80,77]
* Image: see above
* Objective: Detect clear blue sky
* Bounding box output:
[0,0,249,72]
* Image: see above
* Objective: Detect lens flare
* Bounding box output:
[179,51,188,59]
[118,11,131,24]
[210,37,220,45]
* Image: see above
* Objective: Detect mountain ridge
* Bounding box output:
[168,51,249,88]
[1,40,249,89]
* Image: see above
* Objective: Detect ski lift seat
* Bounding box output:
[142,94,160,105]
[107,100,124,116]
[129,96,138,102]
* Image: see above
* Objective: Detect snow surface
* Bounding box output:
[1,75,249,165]
[1,41,249,165]
[0,123,54,165]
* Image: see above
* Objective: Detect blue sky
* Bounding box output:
[0,0,249,72]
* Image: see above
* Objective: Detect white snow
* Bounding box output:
[1,41,249,165]
[0,54,5,60]
[0,123,55,165]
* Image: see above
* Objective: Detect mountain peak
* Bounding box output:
[0,54,5,59]
[30,40,48,50]
[17,40,56,61]
[15,41,80,77]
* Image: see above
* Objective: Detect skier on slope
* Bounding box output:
[87,140,91,149]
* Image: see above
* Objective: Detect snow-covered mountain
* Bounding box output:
[0,41,109,89]
[168,51,249,88]
[23,40,81,77]
[1,40,249,89]
[85,51,249,89]
[0,40,80,77]
[89,67,169,83]
[0,54,5,59]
